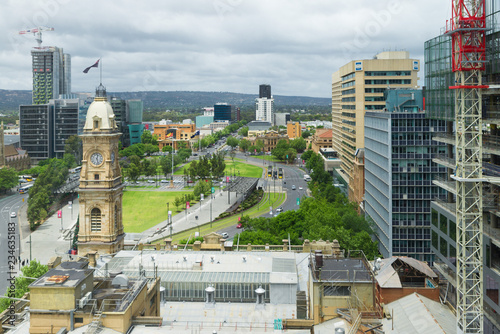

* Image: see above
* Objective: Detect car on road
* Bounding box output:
[291,185,296,190]
[276,207,283,213]
[221,232,229,238]
[299,186,303,190]
[161,179,169,183]
[236,223,243,229]
[147,180,155,183]
[10,212,17,218]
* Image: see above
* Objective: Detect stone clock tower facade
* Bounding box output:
[78,84,124,256]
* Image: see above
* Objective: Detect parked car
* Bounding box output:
[236,223,243,229]
[161,179,169,183]
[147,180,155,183]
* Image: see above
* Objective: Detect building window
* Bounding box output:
[115,204,118,231]
[75,317,83,323]
[440,236,447,256]
[431,209,438,227]
[94,174,99,180]
[439,214,447,234]
[94,120,99,129]
[91,208,102,232]
[324,285,350,296]
[432,230,438,250]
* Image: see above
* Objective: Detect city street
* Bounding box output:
[0,192,27,295]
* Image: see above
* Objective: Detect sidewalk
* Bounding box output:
[19,199,79,265]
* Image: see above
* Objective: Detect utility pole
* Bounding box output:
[227,172,230,204]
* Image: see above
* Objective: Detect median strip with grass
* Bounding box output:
[158,191,286,243]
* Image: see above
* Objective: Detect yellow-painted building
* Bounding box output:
[287,121,302,139]
[308,253,377,324]
[29,261,161,334]
[154,123,196,151]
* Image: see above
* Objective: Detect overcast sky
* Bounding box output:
[1,0,451,97]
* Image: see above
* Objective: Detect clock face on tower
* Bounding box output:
[90,152,104,166]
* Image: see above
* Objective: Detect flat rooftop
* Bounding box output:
[103,251,300,285]
[30,268,93,288]
[315,258,372,282]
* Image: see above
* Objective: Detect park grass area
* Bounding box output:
[224,160,263,178]
[174,160,264,178]
[252,155,282,163]
[174,161,193,175]
[160,191,286,244]
[123,191,194,233]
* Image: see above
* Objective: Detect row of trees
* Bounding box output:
[192,121,247,150]
[237,150,380,260]
[185,152,226,181]
[27,155,75,229]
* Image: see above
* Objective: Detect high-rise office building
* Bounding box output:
[364,88,448,263]
[214,103,232,122]
[20,98,80,161]
[31,47,71,104]
[259,84,271,99]
[425,2,500,330]
[127,100,144,145]
[331,51,420,205]
[256,85,274,124]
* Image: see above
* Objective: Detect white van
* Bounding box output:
[303,174,311,181]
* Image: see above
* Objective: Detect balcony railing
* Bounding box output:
[484,224,500,243]
[433,198,456,216]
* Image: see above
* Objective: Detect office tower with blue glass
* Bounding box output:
[364,88,448,263]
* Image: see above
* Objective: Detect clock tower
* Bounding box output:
[78,84,124,256]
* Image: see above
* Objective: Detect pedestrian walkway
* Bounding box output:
[139,189,239,243]
[18,199,79,265]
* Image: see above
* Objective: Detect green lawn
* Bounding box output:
[224,160,264,178]
[252,155,282,163]
[174,162,193,175]
[123,191,195,233]
[174,160,264,178]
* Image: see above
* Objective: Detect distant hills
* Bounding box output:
[0,89,331,111]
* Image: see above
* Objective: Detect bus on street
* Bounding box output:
[19,184,33,194]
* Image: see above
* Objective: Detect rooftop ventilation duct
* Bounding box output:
[112,274,129,289]
[205,285,215,304]
[255,286,265,305]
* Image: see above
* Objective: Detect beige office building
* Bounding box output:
[331,51,419,203]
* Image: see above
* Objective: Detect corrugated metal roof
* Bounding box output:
[374,256,437,288]
[381,293,455,334]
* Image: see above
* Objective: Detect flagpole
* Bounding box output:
[100,57,102,84]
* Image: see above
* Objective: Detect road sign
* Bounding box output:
[201,194,204,201]
[186,202,190,209]
[296,198,300,205]
[57,210,62,218]
[226,176,230,182]
[238,216,241,222]
[211,187,215,193]
[168,210,172,217]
